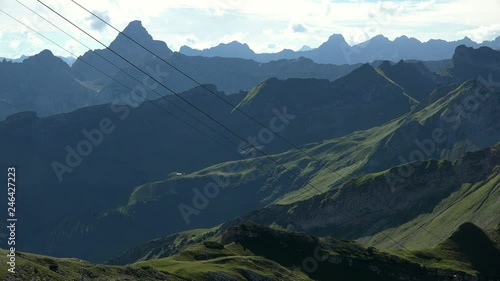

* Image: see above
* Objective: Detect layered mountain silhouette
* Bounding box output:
[0,54,75,65]
[4,20,494,121]
[72,20,173,81]
[180,34,500,64]
[0,21,369,120]
[0,50,96,120]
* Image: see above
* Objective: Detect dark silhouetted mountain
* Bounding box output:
[180,34,500,64]
[0,50,96,120]
[447,45,500,82]
[72,20,173,81]
[1,54,76,66]
[434,222,500,278]
[302,34,350,63]
[179,41,256,60]
[1,22,366,119]
[378,60,453,103]
[6,22,489,121]
[225,143,499,248]
[87,54,362,105]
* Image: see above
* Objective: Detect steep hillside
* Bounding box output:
[363,77,500,172]
[31,73,499,262]
[116,222,492,280]
[72,20,173,81]
[4,223,488,281]
[1,21,364,118]
[235,63,417,144]
[447,45,500,82]
[359,165,499,250]
[0,250,187,281]
[227,143,499,251]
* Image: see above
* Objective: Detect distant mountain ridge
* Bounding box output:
[0,54,76,65]
[179,34,500,64]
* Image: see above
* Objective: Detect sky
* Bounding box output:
[0,0,499,58]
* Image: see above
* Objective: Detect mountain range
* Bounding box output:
[180,34,500,64]
[0,54,76,65]
[0,21,463,121]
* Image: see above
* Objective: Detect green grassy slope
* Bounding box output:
[0,249,187,281]
[360,168,499,249]
[225,143,499,254]
[141,222,499,280]
[5,222,494,281]
[49,77,498,263]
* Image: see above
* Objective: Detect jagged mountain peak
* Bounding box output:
[371,34,390,42]
[24,49,54,61]
[327,33,346,42]
[436,222,500,277]
[450,45,500,81]
[221,40,249,47]
[318,33,348,48]
[110,20,165,48]
[71,20,172,80]
[121,20,151,41]
[22,49,69,69]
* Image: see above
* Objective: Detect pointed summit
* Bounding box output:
[450,45,500,81]
[120,20,152,43]
[320,34,348,47]
[72,20,173,80]
[336,63,381,85]
[179,40,256,59]
[327,34,346,42]
[109,20,172,56]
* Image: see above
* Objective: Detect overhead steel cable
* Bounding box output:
[14,0,240,151]
[36,0,333,200]
[19,1,432,254]
[71,0,353,185]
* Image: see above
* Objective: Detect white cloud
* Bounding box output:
[458,24,500,42]
[9,39,20,49]
[27,33,44,46]
[86,10,110,32]
[220,32,249,44]
[0,0,499,57]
